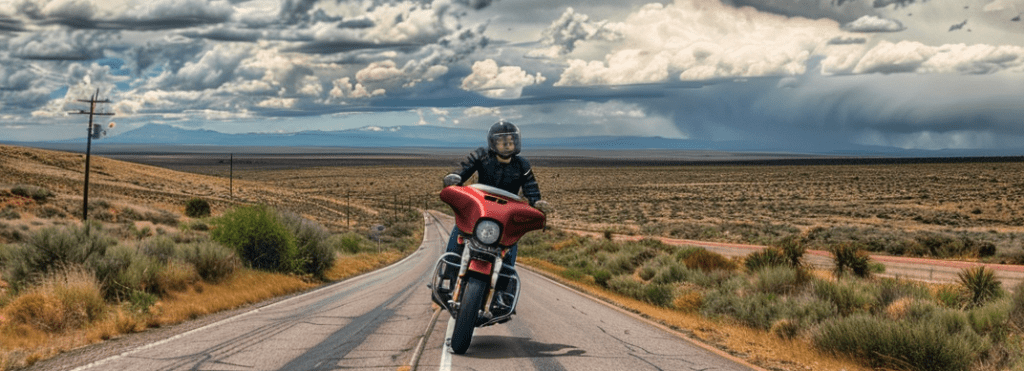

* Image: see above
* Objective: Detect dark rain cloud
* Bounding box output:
[828,36,868,44]
[949,19,968,31]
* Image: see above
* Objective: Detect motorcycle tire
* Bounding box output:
[450,276,486,354]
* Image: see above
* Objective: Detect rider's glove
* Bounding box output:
[443,174,462,187]
[534,200,550,214]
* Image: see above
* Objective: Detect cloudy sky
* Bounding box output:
[1,0,1023,151]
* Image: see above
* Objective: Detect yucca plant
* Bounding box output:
[830,242,872,279]
[957,266,1002,308]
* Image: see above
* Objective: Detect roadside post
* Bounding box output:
[371,224,386,252]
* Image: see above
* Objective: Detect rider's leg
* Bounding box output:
[445,226,460,254]
[503,243,517,267]
[443,227,461,281]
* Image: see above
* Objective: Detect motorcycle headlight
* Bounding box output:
[474,220,501,245]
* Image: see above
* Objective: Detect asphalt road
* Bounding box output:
[41,212,756,371]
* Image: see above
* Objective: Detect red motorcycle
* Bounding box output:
[430,183,546,354]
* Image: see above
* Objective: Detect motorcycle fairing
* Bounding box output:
[440,185,545,247]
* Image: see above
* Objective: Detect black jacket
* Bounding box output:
[452,147,541,206]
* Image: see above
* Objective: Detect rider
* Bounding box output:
[442,120,548,268]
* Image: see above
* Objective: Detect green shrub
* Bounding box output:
[278,211,333,279]
[682,248,737,272]
[936,285,967,309]
[127,289,159,312]
[650,262,691,285]
[672,246,704,261]
[702,288,791,330]
[958,266,1003,308]
[607,274,645,300]
[643,283,675,307]
[775,234,806,268]
[184,198,212,218]
[560,268,585,281]
[180,241,239,282]
[590,268,613,287]
[138,236,178,264]
[1,221,117,291]
[744,248,787,271]
[814,279,876,316]
[753,265,800,295]
[1010,282,1024,330]
[330,232,371,254]
[0,206,19,220]
[602,250,639,276]
[90,244,161,300]
[210,205,297,273]
[788,294,839,327]
[968,298,1011,342]
[875,278,931,310]
[638,265,657,281]
[830,242,871,278]
[813,313,987,371]
[37,206,66,219]
[11,185,53,203]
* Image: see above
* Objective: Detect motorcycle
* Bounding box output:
[429,183,546,354]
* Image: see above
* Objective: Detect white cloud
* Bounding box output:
[843,15,905,32]
[461,59,545,98]
[982,0,1021,12]
[122,0,233,23]
[359,1,450,44]
[555,0,846,86]
[330,77,369,99]
[257,97,298,108]
[147,43,253,91]
[463,106,499,117]
[822,40,1024,74]
[9,29,114,60]
[357,60,404,83]
[527,7,624,58]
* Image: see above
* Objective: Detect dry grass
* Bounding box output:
[324,251,406,281]
[519,256,869,371]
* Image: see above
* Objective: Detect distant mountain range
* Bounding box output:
[5,123,1024,158]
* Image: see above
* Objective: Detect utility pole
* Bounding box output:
[72,89,114,222]
[229,153,233,199]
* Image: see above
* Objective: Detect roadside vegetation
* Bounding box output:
[519,228,1024,371]
[0,189,422,370]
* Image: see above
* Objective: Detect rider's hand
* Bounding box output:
[534,200,550,214]
[443,174,461,187]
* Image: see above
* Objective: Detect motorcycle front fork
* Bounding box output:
[449,240,504,320]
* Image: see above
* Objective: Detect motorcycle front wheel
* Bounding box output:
[450,276,486,354]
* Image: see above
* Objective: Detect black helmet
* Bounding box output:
[487,120,521,158]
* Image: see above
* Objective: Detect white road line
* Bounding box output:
[439,316,455,371]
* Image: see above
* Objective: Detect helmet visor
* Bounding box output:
[490,132,520,157]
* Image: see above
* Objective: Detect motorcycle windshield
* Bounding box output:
[440,185,545,246]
